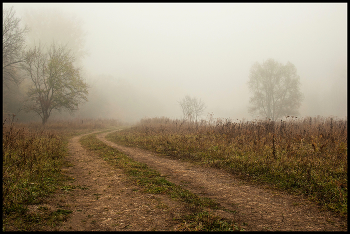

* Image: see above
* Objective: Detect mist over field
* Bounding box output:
[3,3,347,123]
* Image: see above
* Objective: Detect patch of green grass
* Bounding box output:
[80,133,243,231]
[61,185,76,192]
[61,185,89,192]
[2,207,73,231]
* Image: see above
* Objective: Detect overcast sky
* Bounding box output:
[4,3,347,121]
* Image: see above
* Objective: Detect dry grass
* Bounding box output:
[107,116,347,216]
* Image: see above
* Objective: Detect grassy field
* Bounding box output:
[2,116,122,231]
[106,116,347,216]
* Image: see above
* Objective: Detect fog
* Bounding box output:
[4,3,347,123]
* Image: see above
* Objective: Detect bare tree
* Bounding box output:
[179,95,193,122]
[192,97,206,122]
[179,95,206,122]
[248,59,304,121]
[3,6,28,87]
[22,43,88,124]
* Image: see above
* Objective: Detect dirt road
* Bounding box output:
[56,131,188,231]
[56,130,347,231]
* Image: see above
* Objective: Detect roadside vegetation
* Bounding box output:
[2,116,121,231]
[80,133,244,231]
[106,116,347,217]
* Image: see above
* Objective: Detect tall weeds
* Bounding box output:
[107,116,347,216]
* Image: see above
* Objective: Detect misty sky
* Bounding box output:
[4,3,347,121]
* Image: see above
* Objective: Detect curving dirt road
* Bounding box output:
[54,130,346,231]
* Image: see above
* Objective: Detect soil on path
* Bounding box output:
[96,131,347,231]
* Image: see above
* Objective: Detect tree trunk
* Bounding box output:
[42,111,49,125]
[42,116,48,125]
